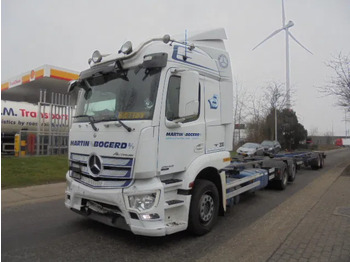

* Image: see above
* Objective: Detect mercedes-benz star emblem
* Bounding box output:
[88,154,102,175]
[218,54,228,68]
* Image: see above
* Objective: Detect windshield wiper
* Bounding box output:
[74,115,99,132]
[95,117,133,132]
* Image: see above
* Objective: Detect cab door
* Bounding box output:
[157,69,205,175]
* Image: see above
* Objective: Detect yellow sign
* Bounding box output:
[118,112,145,119]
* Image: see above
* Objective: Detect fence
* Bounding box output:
[14,90,74,156]
[17,130,69,156]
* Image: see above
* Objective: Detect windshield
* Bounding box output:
[242,143,259,148]
[74,67,161,123]
[261,141,274,146]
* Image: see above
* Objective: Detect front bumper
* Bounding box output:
[65,172,188,236]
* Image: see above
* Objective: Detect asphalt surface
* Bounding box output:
[2,148,350,262]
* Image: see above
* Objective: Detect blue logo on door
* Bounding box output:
[208,94,219,109]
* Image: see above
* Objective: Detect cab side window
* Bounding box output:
[165,75,200,122]
[165,76,181,121]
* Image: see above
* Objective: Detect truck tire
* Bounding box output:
[276,169,288,190]
[288,163,296,182]
[262,159,286,188]
[319,155,324,169]
[311,156,321,170]
[188,179,219,236]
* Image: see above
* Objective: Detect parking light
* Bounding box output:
[141,213,160,220]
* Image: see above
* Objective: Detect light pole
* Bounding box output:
[275,107,278,141]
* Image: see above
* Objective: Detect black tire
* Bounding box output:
[319,156,324,169]
[188,179,219,236]
[276,169,288,190]
[288,163,296,182]
[262,159,286,189]
[311,156,321,170]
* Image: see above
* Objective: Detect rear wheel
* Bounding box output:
[276,169,288,190]
[319,155,324,168]
[288,163,296,182]
[188,179,219,236]
[311,156,321,170]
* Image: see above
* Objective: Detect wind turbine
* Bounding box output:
[252,0,313,110]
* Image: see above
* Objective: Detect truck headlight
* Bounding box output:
[127,192,159,212]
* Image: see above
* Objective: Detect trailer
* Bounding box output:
[221,150,326,207]
[224,155,295,192]
[274,151,326,170]
[336,138,350,147]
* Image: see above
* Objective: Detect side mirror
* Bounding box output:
[165,119,181,128]
[68,80,78,93]
[178,71,199,118]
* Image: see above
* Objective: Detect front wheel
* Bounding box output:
[188,179,219,236]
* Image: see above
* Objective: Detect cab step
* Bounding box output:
[165,199,184,209]
[162,179,183,192]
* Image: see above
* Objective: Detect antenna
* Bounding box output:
[185,29,188,59]
[252,0,312,109]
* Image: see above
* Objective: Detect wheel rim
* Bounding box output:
[292,164,296,178]
[199,192,214,223]
[283,171,288,185]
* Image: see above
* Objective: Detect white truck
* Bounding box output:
[342,138,350,147]
[65,28,323,236]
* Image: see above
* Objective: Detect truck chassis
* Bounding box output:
[223,151,325,204]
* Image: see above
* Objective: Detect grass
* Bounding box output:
[317,145,340,151]
[1,155,69,189]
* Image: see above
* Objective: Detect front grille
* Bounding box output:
[69,153,134,189]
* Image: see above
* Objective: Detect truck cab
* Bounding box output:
[65,28,234,236]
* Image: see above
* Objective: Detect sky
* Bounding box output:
[1,0,350,136]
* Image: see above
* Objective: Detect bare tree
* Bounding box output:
[245,90,266,142]
[244,81,306,147]
[233,79,250,145]
[321,53,350,111]
[323,131,333,145]
[262,81,287,112]
[309,127,319,136]
[261,81,290,140]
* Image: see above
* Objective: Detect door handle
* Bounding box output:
[194,143,204,153]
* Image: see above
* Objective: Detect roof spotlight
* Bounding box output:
[119,41,133,55]
[92,50,103,63]
[162,34,171,44]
